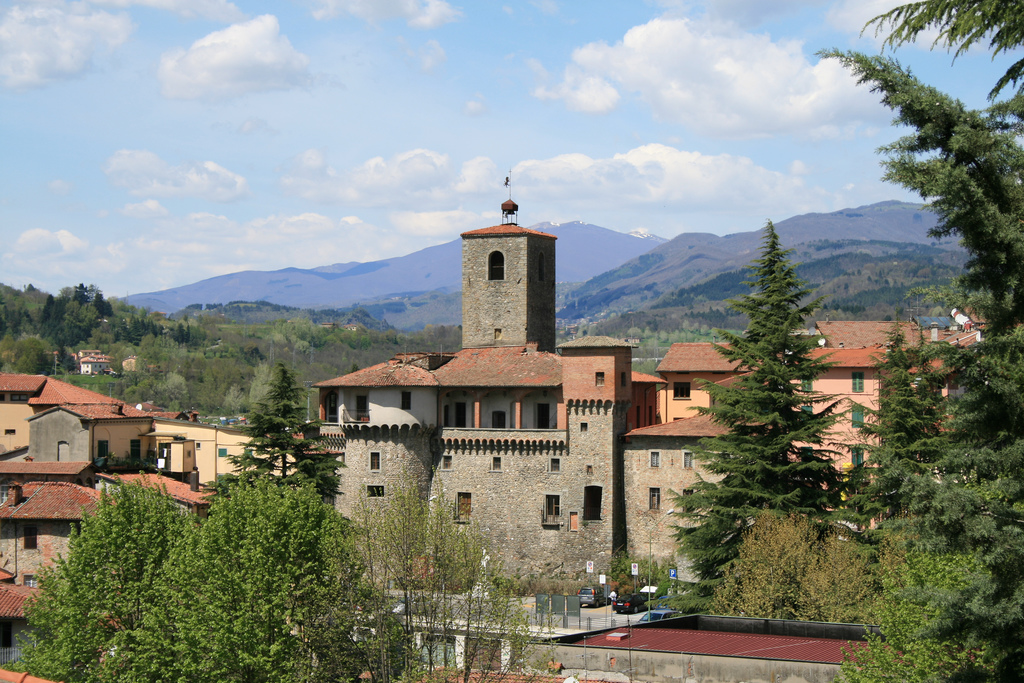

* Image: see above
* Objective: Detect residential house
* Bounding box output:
[655,343,740,422]
[0,583,37,665]
[97,472,212,517]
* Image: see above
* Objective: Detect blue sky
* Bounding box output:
[0,0,1018,298]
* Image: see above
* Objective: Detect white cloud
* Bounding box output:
[390,209,491,236]
[532,17,886,138]
[158,15,310,100]
[453,157,498,194]
[120,199,169,218]
[827,0,945,48]
[104,150,249,202]
[690,0,827,28]
[47,179,73,195]
[11,228,89,256]
[306,0,460,28]
[280,148,457,206]
[463,94,487,116]
[90,0,243,22]
[512,143,818,214]
[0,3,132,89]
[417,39,446,72]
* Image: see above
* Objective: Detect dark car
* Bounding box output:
[577,586,607,608]
[613,593,648,614]
[637,608,677,623]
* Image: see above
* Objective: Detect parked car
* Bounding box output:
[637,608,678,623]
[613,593,648,614]
[577,586,607,608]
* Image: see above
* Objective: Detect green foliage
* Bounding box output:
[839,539,990,682]
[867,0,1024,98]
[712,514,876,624]
[845,322,949,535]
[225,362,339,499]
[21,483,196,683]
[674,222,846,611]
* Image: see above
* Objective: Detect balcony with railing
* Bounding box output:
[342,408,371,423]
[0,646,22,665]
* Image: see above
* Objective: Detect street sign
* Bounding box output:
[586,561,594,573]
[631,563,639,576]
[669,568,677,579]
[599,573,606,585]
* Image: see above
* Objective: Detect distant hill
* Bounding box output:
[126,221,667,314]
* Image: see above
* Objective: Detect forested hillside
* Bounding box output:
[0,284,460,416]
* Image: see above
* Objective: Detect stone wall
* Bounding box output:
[0,519,75,585]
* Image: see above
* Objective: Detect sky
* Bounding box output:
[1,0,1019,299]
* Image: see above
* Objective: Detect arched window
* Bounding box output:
[538,252,546,281]
[488,251,504,281]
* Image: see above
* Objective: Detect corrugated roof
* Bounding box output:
[559,335,632,349]
[657,343,739,373]
[315,359,439,388]
[460,224,557,239]
[0,482,99,520]
[626,413,725,438]
[0,374,47,393]
[0,462,93,475]
[0,583,37,619]
[99,473,211,506]
[581,627,850,663]
[434,346,562,387]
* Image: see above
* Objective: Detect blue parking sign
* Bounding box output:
[669,568,677,579]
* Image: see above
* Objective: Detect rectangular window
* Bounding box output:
[580,422,588,432]
[3,429,13,436]
[441,455,452,470]
[443,404,450,427]
[218,447,227,458]
[595,372,605,387]
[650,451,660,467]
[10,394,27,403]
[800,446,815,459]
[339,452,346,465]
[97,440,109,459]
[455,402,467,428]
[852,407,865,429]
[457,492,471,522]
[367,485,384,498]
[545,494,560,520]
[536,403,551,429]
[586,465,593,475]
[620,371,627,387]
[491,411,506,428]
[801,379,813,392]
[370,452,381,471]
[802,405,813,413]
[494,328,502,340]
[491,456,502,471]
[549,458,560,473]
[0,621,10,648]
[851,448,865,467]
[852,372,865,393]
[23,575,37,589]
[130,439,141,459]
[401,391,412,410]
[649,488,661,511]
[355,395,369,421]
[673,382,691,399]
[0,394,5,401]
[683,450,694,469]
[24,526,37,550]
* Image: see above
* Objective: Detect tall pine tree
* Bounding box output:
[674,222,844,610]
[225,361,339,499]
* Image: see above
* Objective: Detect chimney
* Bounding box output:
[10,484,23,506]
[189,467,200,492]
[931,323,939,342]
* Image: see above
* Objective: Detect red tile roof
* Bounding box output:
[433,346,562,387]
[815,320,920,349]
[0,374,46,393]
[657,343,739,373]
[60,404,151,419]
[811,345,885,367]
[581,627,850,663]
[316,359,439,388]
[28,377,121,406]
[99,473,211,506]
[0,583,37,619]
[0,482,99,520]
[626,413,725,438]
[460,224,556,239]
[0,462,94,475]
[631,371,665,384]
[559,336,631,349]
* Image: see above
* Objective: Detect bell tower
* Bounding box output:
[460,200,557,353]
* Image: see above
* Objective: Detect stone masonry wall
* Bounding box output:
[0,519,74,585]
[335,424,436,519]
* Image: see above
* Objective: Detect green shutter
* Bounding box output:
[852,372,865,393]
[218,448,227,458]
[852,408,864,429]
[97,440,109,459]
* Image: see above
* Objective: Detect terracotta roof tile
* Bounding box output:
[28,377,121,406]
[626,413,726,438]
[0,583,38,619]
[631,371,665,384]
[0,482,99,520]
[0,374,47,393]
[434,346,562,387]
[657,343,739,373]
[815,320,921,349]
[0,462,94,475]
[61,404,151,419]
[558,336,632,349]
[99,473,212,506]
[811,345,885,367]
[316,359,439,388]
[460,224,556,239]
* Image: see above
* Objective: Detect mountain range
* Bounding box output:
[132,201,964,329]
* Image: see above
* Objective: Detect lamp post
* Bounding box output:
[303,381,314,421]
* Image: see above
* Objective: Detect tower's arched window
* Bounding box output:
[488,251,505,281]
[538,252,546,282]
